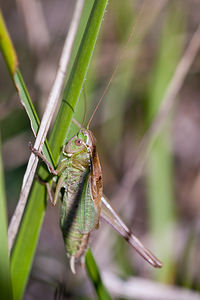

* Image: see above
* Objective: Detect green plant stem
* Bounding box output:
[0,136,13,300]
[85,249,112,300]
[9,1,109,299]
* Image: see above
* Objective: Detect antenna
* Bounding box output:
[81,85,87,127]
[86,3,144,129]
[71,86,87,129]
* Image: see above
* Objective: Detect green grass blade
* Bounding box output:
[14,69,54,165]
[85,249,112,300]
[0,136,13,300]
[0,10,54,166]
[49,0,109,159]
[64,0,95,82]
[10,1,109,299]
[0,11,17,75]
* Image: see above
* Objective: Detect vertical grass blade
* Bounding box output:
[0,11,18,75]
[85,249,112,300]
[0,136,13,300]
[0,10,54,166]
[10,1,109,299]
[49,0,109,159]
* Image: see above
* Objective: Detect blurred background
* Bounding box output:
[1,0,200,299]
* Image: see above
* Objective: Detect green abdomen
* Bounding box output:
[60,184,86,258]
[60,159,96,258]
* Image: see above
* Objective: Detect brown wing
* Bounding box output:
[86,129,103,228]
[90,147,102,228]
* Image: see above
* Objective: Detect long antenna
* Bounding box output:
[81,85,87,127]
[87,3,144,129]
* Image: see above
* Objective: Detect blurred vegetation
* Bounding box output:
[0,137,13,300]
[0,0,200,299]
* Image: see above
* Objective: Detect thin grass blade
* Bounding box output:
[0,135,13,300]
[9,1,109,299]
[0,10,54,167]
[85,248,112,300]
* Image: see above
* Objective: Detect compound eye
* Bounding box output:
[75,139,82,146]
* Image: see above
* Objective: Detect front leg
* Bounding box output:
[30,142,68,206]
[29,142,58,176]
[29,142,59,205]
